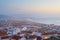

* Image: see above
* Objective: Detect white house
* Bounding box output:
[20,37,26,40]
[31,32,42,36]
[22,27,27,31]
[7,26,20,36]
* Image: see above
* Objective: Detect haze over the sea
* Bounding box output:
[0,0,60,25]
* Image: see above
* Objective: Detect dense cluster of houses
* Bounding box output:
[0,15,60,40]
[0,25,60,40]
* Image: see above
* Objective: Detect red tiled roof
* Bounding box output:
[12,35,22,40]
[0,30,7,37]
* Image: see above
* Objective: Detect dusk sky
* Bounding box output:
[0,0,60,17]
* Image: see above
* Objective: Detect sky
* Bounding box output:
[0,0,60,18]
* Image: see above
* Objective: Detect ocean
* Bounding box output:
[27,17,60,25]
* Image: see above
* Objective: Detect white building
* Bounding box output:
[20,37,26,40]
[22,27,27,31]
[31,32,42,36]
[7,26,20,36]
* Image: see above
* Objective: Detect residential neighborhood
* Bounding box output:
[0,19,60,40]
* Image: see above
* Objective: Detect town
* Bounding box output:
[0,19,60,40]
